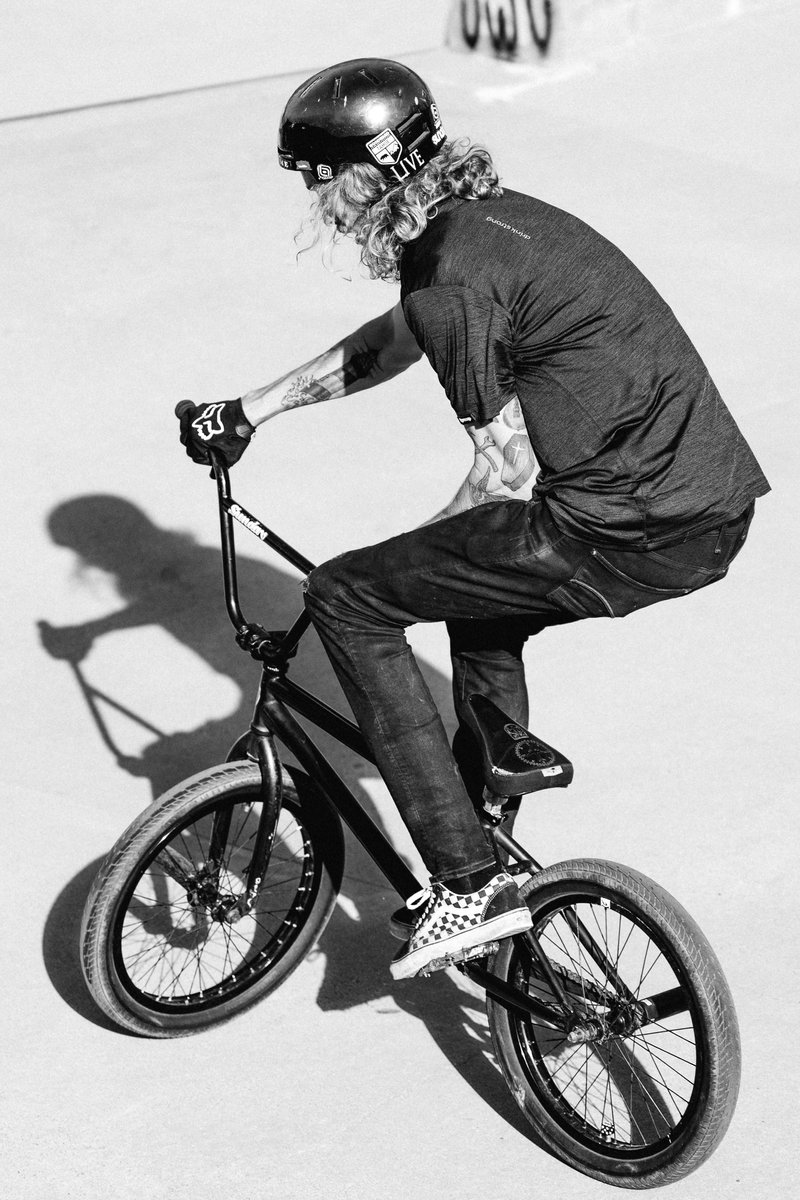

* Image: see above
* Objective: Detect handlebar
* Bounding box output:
[174,398,195,421]
[175,400,316,660]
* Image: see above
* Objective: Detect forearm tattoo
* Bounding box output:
[280,347,381,411]
[474,434,499,474]
[468,464,502,506]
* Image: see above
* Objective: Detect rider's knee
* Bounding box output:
[303,558,347,615]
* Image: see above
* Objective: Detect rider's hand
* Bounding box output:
[38,620,94,663]
[178,399,255,468]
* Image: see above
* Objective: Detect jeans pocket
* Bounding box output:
[547,550,694,619]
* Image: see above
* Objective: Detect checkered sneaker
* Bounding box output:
[390,871,532,980]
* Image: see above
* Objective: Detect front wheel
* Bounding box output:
[81,761,345,1037]
[486,859,741,1188]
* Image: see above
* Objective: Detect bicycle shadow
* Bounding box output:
[40,493,532,1138]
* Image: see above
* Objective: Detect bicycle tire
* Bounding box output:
[486,859,740,1188]
[81,761,345,1037]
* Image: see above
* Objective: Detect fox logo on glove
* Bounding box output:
[192,404,227,441]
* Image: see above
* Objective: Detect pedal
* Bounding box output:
[417,941,500,977]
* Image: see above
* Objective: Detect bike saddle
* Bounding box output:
[466,694,573,797]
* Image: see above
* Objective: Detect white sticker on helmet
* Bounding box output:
[366,129,403,167]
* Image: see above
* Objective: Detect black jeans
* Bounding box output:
[303,499,754,882]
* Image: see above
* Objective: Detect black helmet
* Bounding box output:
[278,58,446,186]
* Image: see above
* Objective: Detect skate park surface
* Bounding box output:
[2,3,797,1198]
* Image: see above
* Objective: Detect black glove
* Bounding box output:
[178,398,255,468]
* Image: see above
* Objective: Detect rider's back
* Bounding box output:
[401,188,769,549]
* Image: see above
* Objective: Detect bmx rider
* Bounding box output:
[179,59,769,980]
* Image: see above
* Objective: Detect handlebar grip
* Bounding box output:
[175,399,195,419]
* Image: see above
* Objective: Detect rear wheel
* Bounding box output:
[81,761,344,1036]
[487,859,740,1187]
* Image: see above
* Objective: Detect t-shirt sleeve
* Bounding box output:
[402,285,516,426]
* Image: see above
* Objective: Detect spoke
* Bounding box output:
[607,1050,619,1140]
[633,1035,698,1070]
[628,1036,681,1118]
[589,903,616,985]
[553,1044,594,1095]
[218,921,237,982]
[636,944,667,998]
[187,945,205,997]
[620,1045,653,1146]
[543,1040,588,1082]
[642,1023,696,1045]
[128,890,186,909]
[624,1041,679,1130]
[627,1034,691,1114]
[627,1034,696,1092]
[539,923,578,972]
[543,910,585,973]
[570,1053,618,1128]
[635,934,653,998]
[613,915,637,969]
[601,1057,613,1135]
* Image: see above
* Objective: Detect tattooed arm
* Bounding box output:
[423,397,536,525]
[239,301,422,427]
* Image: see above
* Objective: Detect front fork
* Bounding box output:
[196,728,281,922]
[239,716,283,913]
[216,686,285,919]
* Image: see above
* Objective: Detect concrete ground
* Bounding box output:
[2,5,797,1199]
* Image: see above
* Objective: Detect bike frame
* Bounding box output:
[206,453,664,1027]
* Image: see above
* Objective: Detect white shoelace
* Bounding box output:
[404,884,438,925]
[405,885,433,909]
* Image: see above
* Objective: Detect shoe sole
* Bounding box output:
[390,906,533,980]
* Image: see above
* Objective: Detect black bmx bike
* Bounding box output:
[80,430,741,1189]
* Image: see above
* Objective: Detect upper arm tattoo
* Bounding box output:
[501,432,535,490]
[501,397,525,428]
[281,347,381,411]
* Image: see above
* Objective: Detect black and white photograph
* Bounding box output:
[2,2,794,1197]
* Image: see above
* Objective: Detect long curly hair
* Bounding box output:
[302,138,501,281]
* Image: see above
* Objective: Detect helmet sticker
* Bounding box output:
[430,103,446,145]
[366,128,403,167]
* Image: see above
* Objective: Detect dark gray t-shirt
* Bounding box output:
[400,190,769,548]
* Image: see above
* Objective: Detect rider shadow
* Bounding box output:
[40,493,531,1137]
